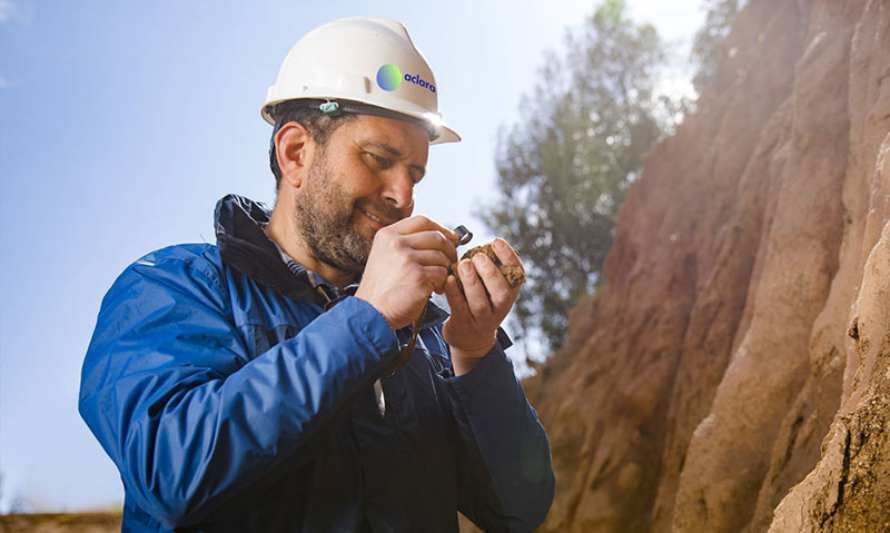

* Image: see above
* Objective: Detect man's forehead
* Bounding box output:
[345,115,430,154]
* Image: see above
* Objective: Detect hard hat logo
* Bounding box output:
[376,64,437,94]
[404,73,436,93]
[376,64,403,91]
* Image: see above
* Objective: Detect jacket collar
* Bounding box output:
[213,194,448,328]
[215,194,320,302]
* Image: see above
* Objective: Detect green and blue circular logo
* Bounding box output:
[376,64,403,91]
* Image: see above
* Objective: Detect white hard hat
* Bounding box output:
[261,17,460,144]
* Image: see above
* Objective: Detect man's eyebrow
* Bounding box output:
[360,141,427,178]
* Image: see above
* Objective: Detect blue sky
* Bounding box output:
[0,0,703,512]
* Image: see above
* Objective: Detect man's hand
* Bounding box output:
[443,238,524,376]
[355,216,458,330]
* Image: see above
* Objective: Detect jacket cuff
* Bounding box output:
[495,326,513,350]
[334,296,401,361]
[442,340,513,390]
[440,327,513,383]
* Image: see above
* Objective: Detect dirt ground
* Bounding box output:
[0,514,120,533]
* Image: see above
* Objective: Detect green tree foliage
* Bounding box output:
[482,0,671,354]
[691,0,741,92]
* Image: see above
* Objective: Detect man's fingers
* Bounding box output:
[457,259,492,319]
[407,249,453,268]
[420,265,449,293]
[391,215,459,244]
[401,231,458,263]
[444,275,470,316]
[471,253,514,309]
[491,238,523,269]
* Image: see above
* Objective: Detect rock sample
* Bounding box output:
[459,243,526,288]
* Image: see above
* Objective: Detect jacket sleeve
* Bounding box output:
[436,331,556,532]
[78,254,399,528]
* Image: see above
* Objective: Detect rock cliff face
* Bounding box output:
[523,0,890,530]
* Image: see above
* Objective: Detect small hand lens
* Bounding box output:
[454,225,473,246]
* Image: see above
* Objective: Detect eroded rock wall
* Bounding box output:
[525,0,890,530]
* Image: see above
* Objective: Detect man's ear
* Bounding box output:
[275,122,315,190]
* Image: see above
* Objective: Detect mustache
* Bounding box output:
[355,200,407,226]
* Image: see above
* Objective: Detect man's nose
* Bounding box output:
[382,172,415,211]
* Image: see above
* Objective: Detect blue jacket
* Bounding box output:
[79,195,554,532]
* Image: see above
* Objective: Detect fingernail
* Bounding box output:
[472,254,487,267]
[493,238,507,251]
[460,260,472,275]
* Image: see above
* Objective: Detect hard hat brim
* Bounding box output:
[261,97,461,145]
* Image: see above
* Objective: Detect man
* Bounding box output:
[79,17,554,532]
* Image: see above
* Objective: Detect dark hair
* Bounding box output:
[268,100,356,190]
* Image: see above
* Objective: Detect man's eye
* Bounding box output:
[365,152,393,169]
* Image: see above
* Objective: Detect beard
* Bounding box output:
[293,150,404,275]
